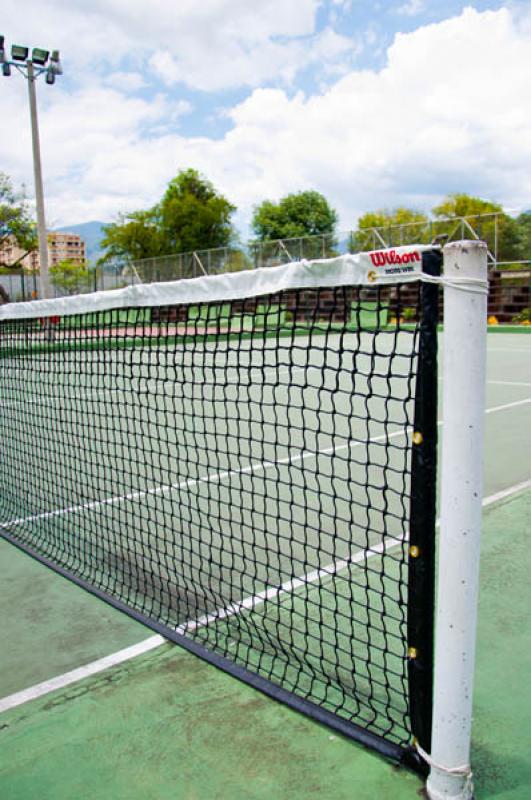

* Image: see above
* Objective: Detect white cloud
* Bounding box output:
[147,25,355,91]
[2,0,330,91]
[148,52,182,87]
[397,0,425,17]
[104,72,148,91]
[1,5,530,231]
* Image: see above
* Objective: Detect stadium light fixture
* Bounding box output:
[32,47,49,66]
[0,36,63,300]
[11,44,29,61]
[50,50,62,75]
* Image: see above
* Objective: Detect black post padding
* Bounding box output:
[407,248,441,752]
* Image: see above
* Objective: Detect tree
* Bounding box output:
[432,193,502,219]
[99,209,164,264]
[159,169,236,254]
[99,169,237,269]
[251,191,338,241]
[0,172,37,269]
[432,194,521,262]
[350,207,428,251]
[515,211,531,261]
[224,249,252,272]
[50,258,92,295]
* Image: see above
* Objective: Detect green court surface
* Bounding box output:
[0,321,426,751]
[0,332,529,799]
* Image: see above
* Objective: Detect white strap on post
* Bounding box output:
[426,241,488,800]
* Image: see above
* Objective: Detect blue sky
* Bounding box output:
[1,0,530,238]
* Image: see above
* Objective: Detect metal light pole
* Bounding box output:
[1,37,62,300]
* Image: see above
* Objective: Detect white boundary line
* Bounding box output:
[2,398,529,531]
[484,398,530,414]
[478,480,530,507]
[0,636,165,713]
[488,348,531,353]
[175,535,398,636]
[486,380,531,387]
[0,428,408,530]
[174,479,531,637]
[0,478,528,715]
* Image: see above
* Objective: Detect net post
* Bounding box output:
[426,241,488,800]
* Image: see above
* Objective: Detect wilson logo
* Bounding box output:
[369,250,421,267]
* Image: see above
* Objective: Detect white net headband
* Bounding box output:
[0,245,488,322]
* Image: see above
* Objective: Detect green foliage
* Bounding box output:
[159,170,236,254]
[224,249,252,272]
[100,169,236,268]
[251,191,338,241]
[100,209,164,264]
[515,211,531,261]
[350,195,528,263]
[350,207,428,250]
[356,207,428,229]
[433,193,521,261]
[0,172,37,268]
[511,308,530,324]
[402,307,417,321]
[49,259,93,295]
[432,193,503,218]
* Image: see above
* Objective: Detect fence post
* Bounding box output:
[426,240,488,800]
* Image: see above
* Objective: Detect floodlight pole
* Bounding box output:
[1,39,62,300]
[26,60,52,300]
[426,241,488,800]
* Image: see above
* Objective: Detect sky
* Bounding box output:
[1,0,530,238]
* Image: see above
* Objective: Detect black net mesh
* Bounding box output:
[0,275,437,765]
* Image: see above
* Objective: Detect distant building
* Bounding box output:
[48,231,87,266]
[0,231,87,272]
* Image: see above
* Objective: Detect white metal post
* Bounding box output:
[27,60,52,300]
[426,241,488,800]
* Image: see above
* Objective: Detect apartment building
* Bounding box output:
[0,231,86,271]
[48,232,86,266]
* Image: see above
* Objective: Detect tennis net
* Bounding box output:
[0,247,441,771]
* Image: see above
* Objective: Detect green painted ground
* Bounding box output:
[0,328,425,749]
[0,537,148,697]
[472,491,531,800]
[0,332,529,799]
[0,490,528,799]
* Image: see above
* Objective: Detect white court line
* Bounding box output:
[0,398,527,528]
[2,397,529,532]
[488,348,531,353]
[0,428,408,530]
[438,380,531,388]
[176,478,531,635]
[175,535,398,635]
[478,480,531,507]
[484,398,530,414]
[487,380,531,387]
[0,479,528,715]
[0,636,165,713]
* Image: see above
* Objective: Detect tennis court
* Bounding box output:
[0,247,529,799]
[0,283,430,752]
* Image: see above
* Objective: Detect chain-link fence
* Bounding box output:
[2,212,529,323]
